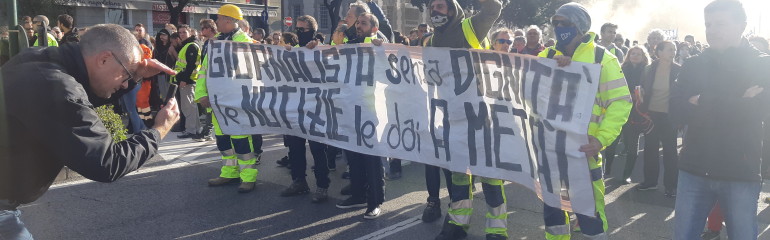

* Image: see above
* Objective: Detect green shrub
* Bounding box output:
[95,105,128,142]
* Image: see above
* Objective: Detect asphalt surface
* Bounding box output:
[17,134,770,239]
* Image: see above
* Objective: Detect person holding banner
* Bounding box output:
[279,15,334,204]
[196,4,264,193]
[422,0,504,239]
[538,3,632,239]
[333,12,388,220]
[343,1,392,43]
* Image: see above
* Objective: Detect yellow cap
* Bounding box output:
[218,4,243,20]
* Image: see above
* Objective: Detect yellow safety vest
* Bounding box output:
[171,41,201,83]
[429,18,490,50]
[33,33,58,47]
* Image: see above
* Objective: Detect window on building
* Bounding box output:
[319,4,330,29]
[386,6,397,24]
[294,4,302,18]
[405,7,420,27]
[107,9,128,26]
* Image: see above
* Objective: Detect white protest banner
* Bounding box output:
[206,41,601,216]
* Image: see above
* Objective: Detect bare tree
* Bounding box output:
[323,0,344,38]
[164,0,192,26]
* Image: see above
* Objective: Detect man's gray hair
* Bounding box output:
[33,15,49,26]
[238,19,250,32]
[80,24,140,63]
[648,29,666,39]
[349,1,370,17]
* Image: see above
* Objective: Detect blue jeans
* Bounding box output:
[674,170,761,240]
[0,210,33,240]
[121,81,144,134]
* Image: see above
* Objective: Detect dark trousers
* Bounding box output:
[642,112,678,190]
[286,135,330,188]
[603,124,642,179]
[199,111,213,137]
[620,126,641,180]
[251,134,263,155]
[347,150,384,208]
[389,158,402,174]
[326,146,340,170]
[425,164,452,203]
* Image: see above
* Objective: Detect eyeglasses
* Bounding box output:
[110,51,139,85]
[496,39,513,45]
[551,19,574,27]
[295,27,308,32]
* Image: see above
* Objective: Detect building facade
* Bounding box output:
[282,0,429,42]
[54,0,281,35]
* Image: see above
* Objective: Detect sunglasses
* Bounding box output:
[496,39,513,45]
[295,27,309,32]
[551,19,574,27]
[111,51,140,85]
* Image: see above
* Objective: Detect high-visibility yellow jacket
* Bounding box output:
[33,33,58,47]
[170,40,201,85]
[194,29,252,102]
[538,32,632,149]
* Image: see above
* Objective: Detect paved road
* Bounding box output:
[17,134,770,239]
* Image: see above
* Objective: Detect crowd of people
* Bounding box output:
[2,0,770,239]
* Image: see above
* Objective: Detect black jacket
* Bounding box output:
[671,39,770,182]
[0,44,161,209]
[60,27,80,44]
[639,60,681,112]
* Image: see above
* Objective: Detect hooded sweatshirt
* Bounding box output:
[152,29,173,69]
[425,0,502,48]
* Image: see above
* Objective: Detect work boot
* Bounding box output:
[422,201,442,223]
[485,234,507,240]
[192,134,214,142]
[238,182,255,193]
[276,156,290,168]
[281,179,310,196]
[177,131,196,138]
[208,177,239,186]
[336,197,367,209]
[311,187,328,203]
[435,217,467,240]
